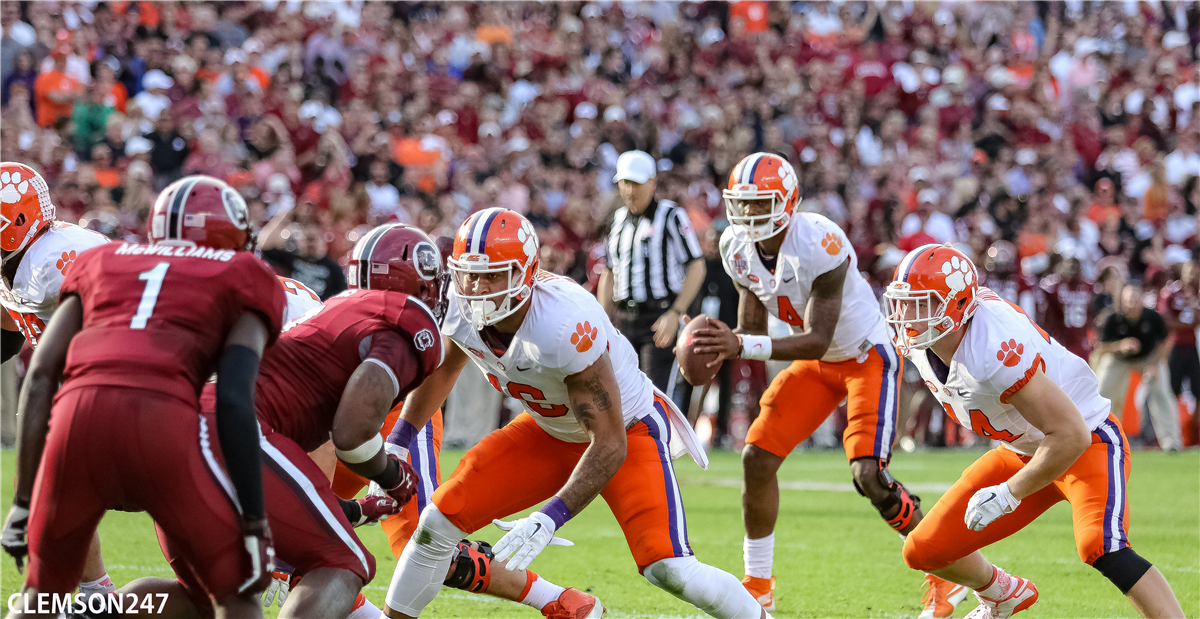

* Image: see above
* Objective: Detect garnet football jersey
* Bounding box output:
[254,288,443,451]
[719,213,889,362]
[58,242,286,404]
[0,222,108,345]
[1037,274,1093,359]
[907,287,1110,456]
[1157,281,1198,346]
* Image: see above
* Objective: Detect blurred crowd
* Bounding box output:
[2,0,1198,447]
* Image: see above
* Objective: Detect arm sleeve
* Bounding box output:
[214,344,266,522]
[2,330,26,363]
[669,208,703,263]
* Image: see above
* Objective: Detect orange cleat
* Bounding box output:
[964,569,1039,619]
[741,575,776,612]
[541,588,605,619]
[919,574,969,619]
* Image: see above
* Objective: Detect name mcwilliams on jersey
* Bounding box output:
[7,592,168,615]
[115,243,235,261]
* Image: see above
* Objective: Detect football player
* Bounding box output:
[1036,256,1093,360]
[2,175,282,617]
[884,243,1185,619]
[688,153,955,615]
[382,208,768,619]
[0,162,116,602]
[979,240,1036,316]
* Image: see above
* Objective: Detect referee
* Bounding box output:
[598,150,706,392]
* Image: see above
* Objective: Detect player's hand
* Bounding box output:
[690,317,741,367]
[492,513,574,571]
[381,454,419,505]
[261,568,292,608]
[353,495,402,527]
[652,309,681,348]
[1,500,30,574]
[1118,338,1141,354]
[965,482,1020,531]
[238,518,276,595]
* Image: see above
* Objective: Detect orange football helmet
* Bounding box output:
[883,243,979,355]
[449,207,539,329]
[723,152,800,241]
[0,162,54,255]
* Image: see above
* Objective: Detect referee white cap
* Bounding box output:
[614,150,656,184]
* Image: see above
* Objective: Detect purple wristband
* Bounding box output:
[538,497,573,530]
[386,420,420,450]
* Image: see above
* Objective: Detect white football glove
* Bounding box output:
[261,570,291,608]
[492,513,574,571]
[965,482,1020,531]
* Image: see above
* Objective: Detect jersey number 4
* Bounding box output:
[131,262,169,329]
[486,374,569,417]
[777,295,805,327]
[942,401,1024,443]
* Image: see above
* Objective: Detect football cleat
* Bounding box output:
[541,588,604,619]
[742,575,776,612]
[919,574,969,619]
[964,569,1038,619]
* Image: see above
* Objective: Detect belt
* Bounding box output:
[615,297,674,320]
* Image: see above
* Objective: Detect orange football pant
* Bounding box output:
[751,344,902,460]
[332,405,443,558]
[904,415,1131,571]
[433,396,693,572]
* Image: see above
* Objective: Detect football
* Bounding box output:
[677,314,721,386]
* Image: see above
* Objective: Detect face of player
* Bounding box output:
[892,296,937,338]
[456,270,510,304]
[732,197,774,219]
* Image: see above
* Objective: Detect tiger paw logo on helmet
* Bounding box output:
[56,250,77,273]
[571,321,598,353]
[941,255,974,299]
[821,232,843,256]
[516,221,537,259]
[997,339,1023,367]
[0,170,31,205]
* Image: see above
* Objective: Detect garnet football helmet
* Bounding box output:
[723,152,800,242]
[0,162,54,255]
[884,243,980,355]
[149,175,253,251]
[449,207,539,330]
[348,223,443,312]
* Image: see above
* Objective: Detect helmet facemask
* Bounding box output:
[448,256,530,330]
[723,186,792,242]
[883,283,959,356]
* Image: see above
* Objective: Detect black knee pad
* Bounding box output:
[851,458,921,531]
[444,539,494,592]
[1092,547,1153,594]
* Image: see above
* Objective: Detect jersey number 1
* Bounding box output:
[130,262,169,329]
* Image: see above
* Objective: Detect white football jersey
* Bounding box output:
[907,288,1110,456]
[0,222,108,345]
[277,276,323,325]
[720,213,889,362]
[442,271,653,443]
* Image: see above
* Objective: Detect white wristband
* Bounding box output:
[739,335,773,361]
[335,433,384,464]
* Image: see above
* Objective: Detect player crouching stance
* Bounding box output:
[884,244,1184,619]
[384,208,769,619]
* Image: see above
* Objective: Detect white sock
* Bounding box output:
[348,593,381,619]
[743,533,775,579]
[520,574,565,611]
[78,574,115,597]
[976,566,1009,598]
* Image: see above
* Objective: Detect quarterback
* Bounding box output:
[382,207,769,619]
[689,153,953,615]
[885,243,1184,619]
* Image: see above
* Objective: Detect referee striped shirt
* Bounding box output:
[606,198,703,303]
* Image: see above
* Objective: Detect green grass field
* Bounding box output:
[1,447,1196,618]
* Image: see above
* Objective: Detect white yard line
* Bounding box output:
[692,477,953,493]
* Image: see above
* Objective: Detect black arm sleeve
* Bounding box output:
[214,344,266,523]
[338,497,362,524]
[2,330,25,363]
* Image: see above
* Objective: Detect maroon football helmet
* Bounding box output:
[149,175,254,251]
[348,223,443,312]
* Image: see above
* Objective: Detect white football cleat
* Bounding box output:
[964,569,1038,619]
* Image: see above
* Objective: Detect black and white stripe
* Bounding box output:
[605,199,702,304]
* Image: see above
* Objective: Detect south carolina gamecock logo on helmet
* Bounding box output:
[883,244,980,355]
[723,152,800,242]
[450,208,539,330]
[348,223,444,312]
[150,175,254,251]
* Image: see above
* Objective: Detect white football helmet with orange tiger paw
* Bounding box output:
[884,243,980,355]
[449,207,539,330]
[723,152,800,241]
[0,162,54,257]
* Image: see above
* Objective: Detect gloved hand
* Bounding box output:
[352,495,402,527]
[1,500,30,574]
[492,513,574,571]
[238,518,276,595]
[965,482,1020,531]
[379,453,419,505]
[261,568,292,608]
